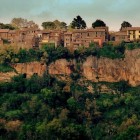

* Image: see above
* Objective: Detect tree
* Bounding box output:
[71,15,86,29]
[11,18,38,29]
[120,21,132,30]
[42,20,67,30]
[60,22,67,29]
[0,23,15,30]
[42,22,56,30]
[53,20,67,29]
[92,19,106,28]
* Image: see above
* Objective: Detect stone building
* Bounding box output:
[11,28,41,49]
[41,30,66,48]
[0,38,3,45]
[127,27,140,41]
[115,30,128,42]
[64,27,109,49]
[114,27,140,42]
[0,29,9,40]
[40,30,65,47]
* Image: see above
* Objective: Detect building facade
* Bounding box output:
[41,30,66,48]
[127,27,140,41]
[114,27,140,42]
[64,27,109,49]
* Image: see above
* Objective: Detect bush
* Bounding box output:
[0,64,14,72]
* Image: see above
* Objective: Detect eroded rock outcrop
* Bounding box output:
[0,62,47,82]
[83,49,140,86]
[48,49,140,86]
[1,49,140,86]
[49,59,75,75]
[0,72,17,82]
[12,62,47,77]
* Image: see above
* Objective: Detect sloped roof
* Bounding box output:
[87,28,106,32]
[115,31,127,36]
[0,29,9,33]
[127,27,140,31]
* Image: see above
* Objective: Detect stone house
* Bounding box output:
[114,27,140,42]
[41,30,66,48]
[0,29,9,40]
[0,38,3,45]
[64,27,109,49]
[127,27,140,41]
[11,28,41,49]
[115,30,128,42]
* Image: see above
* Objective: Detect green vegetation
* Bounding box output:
[42,20,67,30]
[11,18,38,29]
[0,23,15,30]
[120,21,132,30]
[92,19,106,28]
[0,42,140,139]
[0,41,139,74]
[125,42,140,50]
[0,64,14,72]
[0,46,43,65]
[0,74,139,140]
[71,15,87,29]
[2,39,10,44]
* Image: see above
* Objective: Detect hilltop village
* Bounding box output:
[0,18,140,140]
[0,18,140,50]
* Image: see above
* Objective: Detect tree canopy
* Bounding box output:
[0,23,15,30]
[120,21,132,30]
[92,19,106,28]
[11,18,38,29]
[42,20,67,30]
[42,22,56,30]
[71,15,87,29]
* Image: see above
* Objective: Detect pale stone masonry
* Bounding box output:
[0,29,9,40]
[64,27,109,49]
[115,28,128,42]
[0,28,41,49]
[127,27,140,41]
[115,27,140,42]
[41,30,66,48]
[1,26,140,49]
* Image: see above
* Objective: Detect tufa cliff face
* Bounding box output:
[1,49,140,86]
[0,72,17,82]
[82,49,140,86]
[12,62,47,78]
[0,62,47,82]
[48,49,140,86]
[48,59,75,75]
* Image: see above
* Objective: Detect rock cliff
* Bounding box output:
[12,62,47,77]
[48,49,140,86]
[1,49,140,86]
[0,72,17,82]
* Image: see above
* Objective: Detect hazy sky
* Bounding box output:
[0,0,140,31]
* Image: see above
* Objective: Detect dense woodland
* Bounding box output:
[0,42,140,139]
[0,72,140,140]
